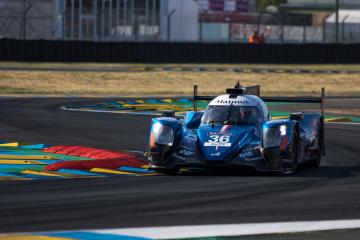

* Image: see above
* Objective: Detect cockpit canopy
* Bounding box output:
[207,94,270,122]
[201,105,263,125]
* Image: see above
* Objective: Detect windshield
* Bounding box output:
[201,105,262,125]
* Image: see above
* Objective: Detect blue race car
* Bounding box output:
[147,83,325,175]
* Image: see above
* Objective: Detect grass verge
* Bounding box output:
[2,62,360,71]
[0,70,359,97]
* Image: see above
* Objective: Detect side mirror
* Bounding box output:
[185,111,203,129]
[290,112,304,121]
[161,110,175,118]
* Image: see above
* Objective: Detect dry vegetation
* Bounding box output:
[326,109,360,116]
[0,70,359,97]
[2,62,360,71]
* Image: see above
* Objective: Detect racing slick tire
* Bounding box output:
[156,166,180,175]
[311,152,321,168]
[280,130,299,175]
[311,119,324,168]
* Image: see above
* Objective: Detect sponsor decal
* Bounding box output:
[216,99,249,104]
[207,132,232,136]
[179,149,194,156]
[186,131,197,139]
[210,152,221,157]
[173,153,186,161]
[239,151,252,158]
[220,125,231,134]
[204,142,231,147]
[204,134,231,147]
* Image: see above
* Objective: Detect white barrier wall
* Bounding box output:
[0,0,54,39]
[160,0,198,42]
[325,10,360,43]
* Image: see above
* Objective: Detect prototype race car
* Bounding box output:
[147,83,325,175]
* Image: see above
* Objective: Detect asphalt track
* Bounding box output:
[0,98,359,234]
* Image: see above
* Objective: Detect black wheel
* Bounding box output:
[156,166,180,175]
[280,130,299,175]
[311,122,324,168]
[311,151,321,168]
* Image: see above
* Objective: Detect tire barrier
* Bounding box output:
[1,39,360,63]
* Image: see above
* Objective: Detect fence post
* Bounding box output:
[199,19,203,42]
[303,22,306,43]
[167,9,176,42]
[321,87,325,116]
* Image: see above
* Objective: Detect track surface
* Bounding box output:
[0,98,359,233]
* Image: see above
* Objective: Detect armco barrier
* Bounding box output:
[1,39,360,63]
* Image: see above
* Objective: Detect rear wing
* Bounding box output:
[193,85,325,116]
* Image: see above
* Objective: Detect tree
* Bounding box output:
[256,0,287,12]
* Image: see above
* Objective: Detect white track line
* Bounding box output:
[94,219,360,239]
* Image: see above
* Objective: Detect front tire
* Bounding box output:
[280,130,299,175]
[156,166,180,175]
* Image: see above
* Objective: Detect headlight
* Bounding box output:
[263,125,287,148]
[280,125,287,136]
[151,122,174,146]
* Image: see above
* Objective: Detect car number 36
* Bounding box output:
[208,135,230,143]
[204,135,232,147]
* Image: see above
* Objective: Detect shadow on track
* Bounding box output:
[296,165,360,178]
[175,165,360,179]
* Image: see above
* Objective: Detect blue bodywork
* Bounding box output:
[148,107,325,174]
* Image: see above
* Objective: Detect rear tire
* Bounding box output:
[311,151,322,168]
[280,130,299,175]
[311,121,324,168]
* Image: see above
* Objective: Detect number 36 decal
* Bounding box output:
[204,135,231,147]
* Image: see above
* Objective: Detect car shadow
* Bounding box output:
[295,164,360,178]
[177,164,360,178]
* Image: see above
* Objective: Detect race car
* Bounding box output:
[147,83,325,175]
